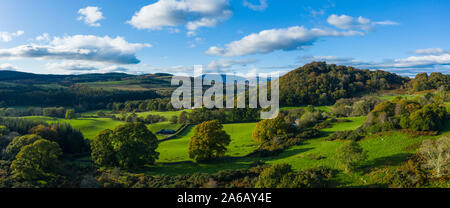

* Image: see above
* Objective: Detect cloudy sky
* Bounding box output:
[0,0,449,76]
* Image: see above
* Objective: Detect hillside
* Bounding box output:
[279,62,408,106]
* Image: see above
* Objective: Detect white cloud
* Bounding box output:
[45,60,129,74]
[243,0,268,11]
[0,35,151,64]
[327,14,398,31]
[0,63,18,71]
[206,26,364,57]
[78,6,105,27]
[387,53,450,68]
[414,48,446,55]
[300,50,450,76]
[36,33,50,42]
[206,59,257,72]
[0,30,24,42]
[128,0,232,33]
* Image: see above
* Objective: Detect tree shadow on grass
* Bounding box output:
[363,153,414,169]
[141,147,315,175]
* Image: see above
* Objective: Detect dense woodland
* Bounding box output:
[279,62,407,106]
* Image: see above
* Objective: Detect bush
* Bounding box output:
[329,130,364,141]
[408,104,447,131]
[388,160,426,188]
[336,141,367,172]
[255,164,334,188]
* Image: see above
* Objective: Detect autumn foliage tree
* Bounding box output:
[252,116,291,143]
[4,134,43,160]
[188,120,231,162]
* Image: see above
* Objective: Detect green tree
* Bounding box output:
[408,104,447,131]
[10,139,62,181]
[65,109,75,119]
[4,134,43,160]
[92,122,159,169]
[252,116,290,143]
[336,141,367,172]
[188,120,231,161]
[90,129,116,167]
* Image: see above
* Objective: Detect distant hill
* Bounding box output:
[279,62,407,106]
[0,70,135,84]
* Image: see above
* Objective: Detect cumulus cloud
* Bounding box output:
[300,50,450,76]
[0,63,18,71]
[206,26,364,57]
[128,0,232,33]
[0,35,151,64]
[327,14,398,31]
[46,60,130,74]
[78,6,105,27]
[386,53,450,68]
[0,30,24,42]
[243,0,268,11]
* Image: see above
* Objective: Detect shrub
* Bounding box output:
[388,160,426,188]
[329,130,364,141]
[336,141,367,172]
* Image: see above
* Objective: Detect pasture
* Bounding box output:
[157,123,259,163]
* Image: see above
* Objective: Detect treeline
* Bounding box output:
[106,98,175,112]
[0,118,88,154]
[410,72,450,92]
[279,62,407,106]
[169,108,260,125]
[0,84,160,111]
[0,107,75,118]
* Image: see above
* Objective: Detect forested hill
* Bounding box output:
[0,70,135,84]
[279,62,408,106]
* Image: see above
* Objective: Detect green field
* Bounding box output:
[281,105,332,112]
[147,122,182,140]
[114,110,192,120]
[157,123,259,163]
[144,115,450,188]
[20,116,125,139]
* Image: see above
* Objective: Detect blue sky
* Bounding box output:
[0,0,449,76]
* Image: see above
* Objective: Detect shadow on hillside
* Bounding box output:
[141,147,315,175]
[364,153,413,169]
